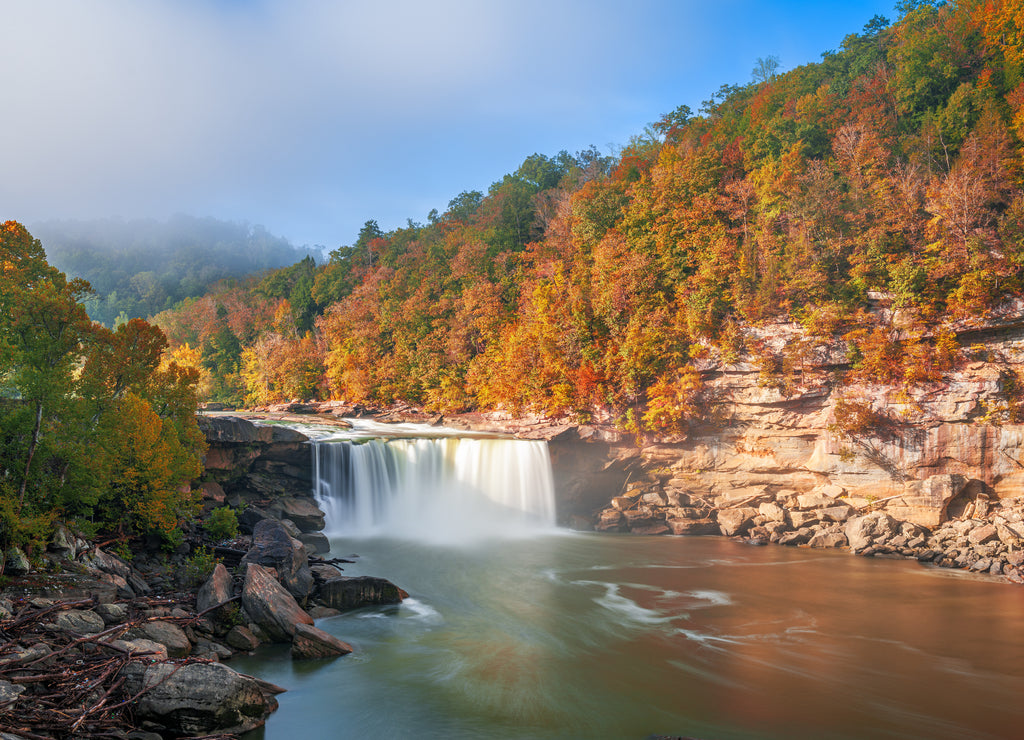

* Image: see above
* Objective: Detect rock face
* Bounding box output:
[542,317,1024,585]
[197,415,322,534]
[123,660,277,735]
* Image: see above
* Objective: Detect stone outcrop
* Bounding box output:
[197,415,323,535]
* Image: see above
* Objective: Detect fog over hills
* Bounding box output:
[32,215,319,326]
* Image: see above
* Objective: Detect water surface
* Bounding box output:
[237,534,1024,739]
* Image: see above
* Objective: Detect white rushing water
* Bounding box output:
[308,421,557,543]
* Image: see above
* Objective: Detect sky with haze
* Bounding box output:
[3,0,896,250]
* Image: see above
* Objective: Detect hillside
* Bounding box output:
[153,1,1024,433]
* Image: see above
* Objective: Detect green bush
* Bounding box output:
[203,506,239,541]
[182,547,220,587]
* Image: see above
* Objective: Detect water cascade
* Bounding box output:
[311,424,557,542]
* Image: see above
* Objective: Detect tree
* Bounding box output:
[752,55,781,84]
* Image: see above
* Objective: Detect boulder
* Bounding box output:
[624,506,661,528]
[197,563,235,614]
[845,511,900,553]
[290,623,353,660]
[53,609,106,635]
[886,474,968,527]
[819,504,854,523]
[5,547,29,576]
[307,606,342,620]
[298,532,331,555]
[968,524,999,546]
[268,497,326,532]
[49,524,80,558]
[237,506,271,533]
[242,519,314,600]
[778,528,814,546]
[0,679,25,707]
[595,510,626,532]
[110,638,168,660]
[788,510,820,528]
[225,625,262,651]
[122,660,277,736]
[717,507,758,537]
[128,621,192,659]
[807,529,849,549]
[758,502,787,523]
[241,563,313,642]
[317,576,408,611]
[95,602,129,625]
[668,518,719,535]
[795,492,838,510]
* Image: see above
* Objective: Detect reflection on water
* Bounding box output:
[237,534,1024,740]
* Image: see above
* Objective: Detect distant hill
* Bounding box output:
[31,215,318,326]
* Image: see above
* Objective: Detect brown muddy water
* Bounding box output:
[236,532,1024,740]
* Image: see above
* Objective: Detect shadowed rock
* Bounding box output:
[291,623,353,660]
[317,576,408,611]
[242,520,314,600]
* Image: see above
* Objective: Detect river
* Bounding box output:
[236,530,1024,740]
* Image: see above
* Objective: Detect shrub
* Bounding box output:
[203,507,239,542]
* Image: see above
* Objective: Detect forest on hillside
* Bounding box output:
[33,215,316,327]
[147,0,1024,433]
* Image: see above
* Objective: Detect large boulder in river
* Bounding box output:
[122,660,277,736]
[241,563,313,642]
[291,623,353,660]
[317,576,408,611]
[241,519,314,600]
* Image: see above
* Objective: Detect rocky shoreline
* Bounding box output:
[592,474,1024,585]
[0,416,406,739]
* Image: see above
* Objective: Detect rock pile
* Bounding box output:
[0,518,407,739]
[595,479,1024,584]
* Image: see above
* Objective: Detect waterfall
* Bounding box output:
[313,434,557,542]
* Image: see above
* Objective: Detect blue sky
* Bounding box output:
[2,0,896,250]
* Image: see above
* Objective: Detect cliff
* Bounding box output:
[196,415,325,535]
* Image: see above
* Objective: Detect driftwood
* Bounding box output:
[0,596,242,740]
